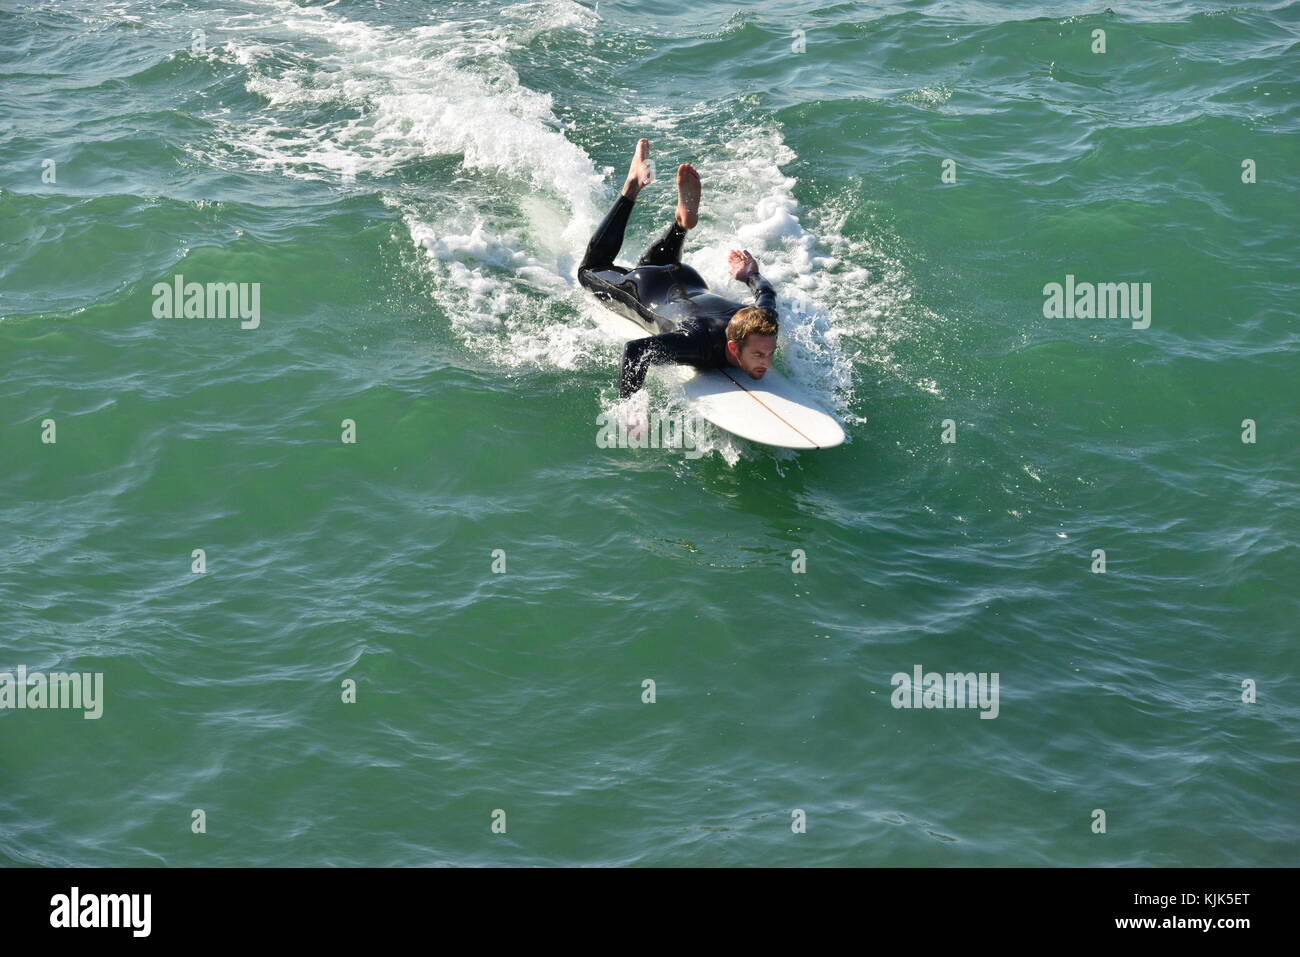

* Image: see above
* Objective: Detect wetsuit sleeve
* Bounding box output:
[619,331,711,398]
[745,272,777,316]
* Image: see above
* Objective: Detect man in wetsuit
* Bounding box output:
[578,139,779,399]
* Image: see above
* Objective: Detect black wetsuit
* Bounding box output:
[577,194,776,398]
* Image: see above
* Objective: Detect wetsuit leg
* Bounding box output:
[636,222,688,267]
[579,195,680,335]
[579,194,635,273]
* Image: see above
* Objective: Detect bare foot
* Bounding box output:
[675,162,700,229]
[621,138,653,199]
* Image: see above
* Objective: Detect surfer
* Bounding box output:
[578,139,779,399]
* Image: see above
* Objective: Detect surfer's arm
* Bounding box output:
[730,249,776,316]
[619,331,710,398]
[744,272,777,316]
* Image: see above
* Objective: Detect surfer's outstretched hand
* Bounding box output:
[728,249,758,281]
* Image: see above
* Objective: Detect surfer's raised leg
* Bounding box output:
[580,139,654,276]
[637,163,699,267]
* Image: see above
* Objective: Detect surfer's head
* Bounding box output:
[726,307,778,379]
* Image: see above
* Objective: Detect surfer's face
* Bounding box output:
[732,334,776,379]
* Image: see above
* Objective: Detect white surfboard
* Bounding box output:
[596,312,846,450]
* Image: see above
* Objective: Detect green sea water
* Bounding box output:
[1,0,1297,866]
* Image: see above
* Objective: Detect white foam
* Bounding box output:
[217,0,604,232]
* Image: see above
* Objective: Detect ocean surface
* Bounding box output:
[1,0,1297,866]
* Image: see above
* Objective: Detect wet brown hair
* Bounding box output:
[726,306,778,344]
